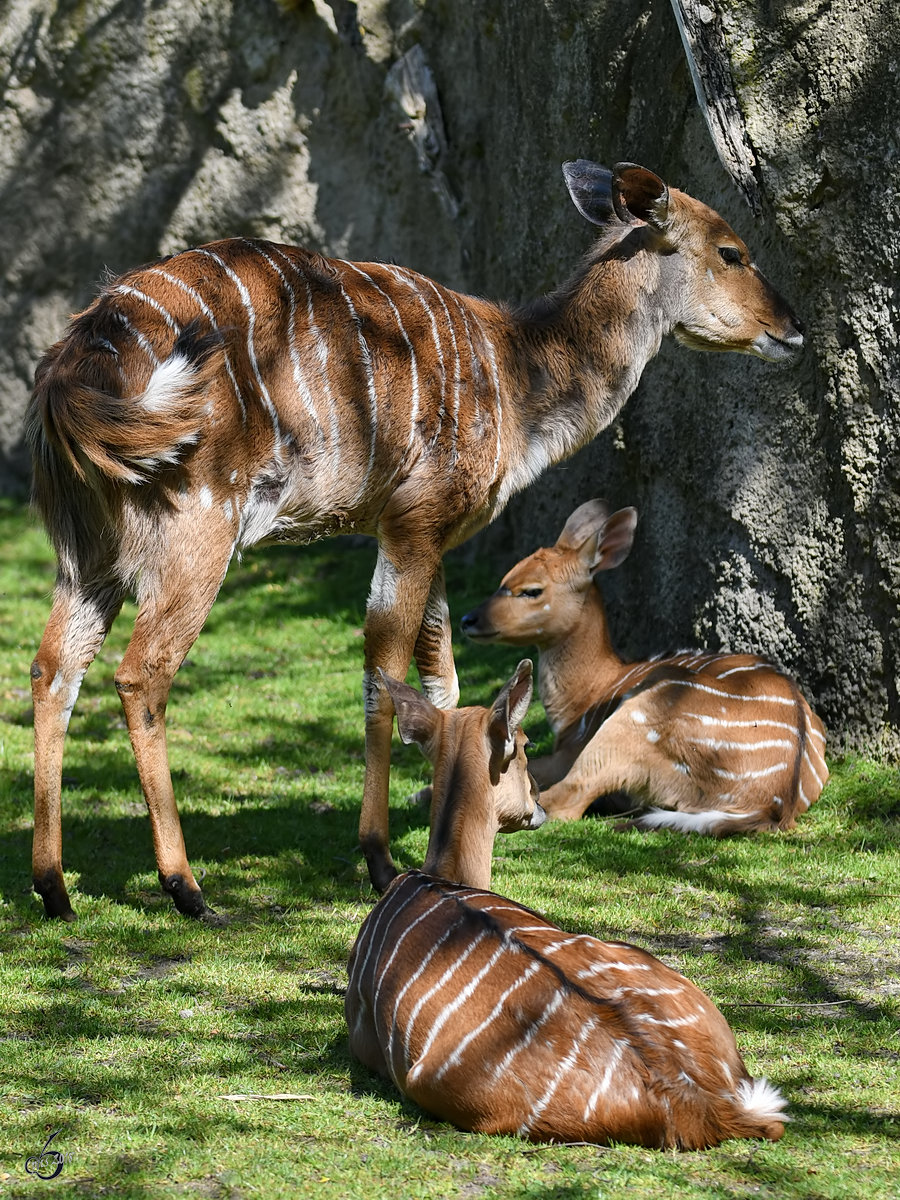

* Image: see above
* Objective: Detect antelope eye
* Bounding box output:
[718,246,743,265]
[519,587,544,599]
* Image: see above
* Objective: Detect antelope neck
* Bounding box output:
[537,586,624,734]
[421,742,496,891]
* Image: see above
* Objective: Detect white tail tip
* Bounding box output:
[737,1077,789,1122]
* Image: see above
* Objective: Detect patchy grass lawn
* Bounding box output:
[0,501,898,1200]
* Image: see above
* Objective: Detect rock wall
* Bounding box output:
[0,0,896,755]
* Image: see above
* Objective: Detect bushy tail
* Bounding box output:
[27,317,224,486]
[730,1077,788,1142]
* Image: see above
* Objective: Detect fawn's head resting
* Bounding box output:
[563,160,804,363]
[460,501,636,650]
[378,661,545,887]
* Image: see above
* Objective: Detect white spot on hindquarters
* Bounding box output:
[673,762,690,775]
[737,1077,788,1122]
[199,486,213,510]
[147,267,246,421]
[646,729,660,743]
[223,499,233,522]
[138,353,195,413]
[631,710,646,724]
[230,470,238,484]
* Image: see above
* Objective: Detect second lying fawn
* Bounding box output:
[345,661,787,1148]
[461,501,828,833]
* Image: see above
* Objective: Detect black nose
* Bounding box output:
[792,313,805,336]
[460,610,476,633]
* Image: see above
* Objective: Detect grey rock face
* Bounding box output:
[1,0,896,755]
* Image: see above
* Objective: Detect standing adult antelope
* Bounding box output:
[27,158,804,919]
[346,661,787,1148]
[461,501,828,833]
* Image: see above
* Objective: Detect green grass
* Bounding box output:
[0,500,898,1200]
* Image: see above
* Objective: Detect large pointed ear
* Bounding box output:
[591,507,638,574]
[488,660,533,779]
[612,163,670,230]
[562,160,615,227]
[556,499,610,551]
[377,670,440,751]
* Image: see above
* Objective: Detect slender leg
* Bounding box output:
[114,516,233,918]
[359,540,442,892]
[412,565,459,711]
[32,581,125,919]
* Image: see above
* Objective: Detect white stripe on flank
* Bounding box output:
[369,888,444,1019]
[387,914,465,1079]
[583,1038,628,1121]
[403,930,489,1063]
[115,285,182,337]
[434,959,541,1082]
[803,745,827,790]
[632,1010,701,1028]
[466,311,503,485]
[244,241,322,434]
[408,931,503,1075]
[519,1013,597,1135]
[682,711,801,735]
[343,261,421,453]
[712,761,789,781]
[190,248,282,448]
[490,990,563,1082]
[576,959,652,980]
[350,881,422,1037]
[113,310,161,367]
[148,268,247,420]
[715,662,771,679]
[542,934,596,956]
[687,736,794,752]
[420,276,462,462]
[335,277,378,503]
[385,266,447,442]
[638,677,797,707]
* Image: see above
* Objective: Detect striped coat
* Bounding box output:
[346,870,786,1148]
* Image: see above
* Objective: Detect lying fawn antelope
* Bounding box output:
[27,159,804,919]
[461,501,828,833]
[346,661,787,1148]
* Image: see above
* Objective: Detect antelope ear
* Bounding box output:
[612,163,670,230]
[562,160,615,227]
[556,499,610,551]
[488,660,533,777]
[591,507,638,574]
[377,670,440,751]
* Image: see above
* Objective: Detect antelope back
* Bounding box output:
[346,869,786,1147]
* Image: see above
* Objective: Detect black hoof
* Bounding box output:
[361,838,399,895]
[159,872,208,919]
[34,871,77,922]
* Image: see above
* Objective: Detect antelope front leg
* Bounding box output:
[359,543,443,893]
